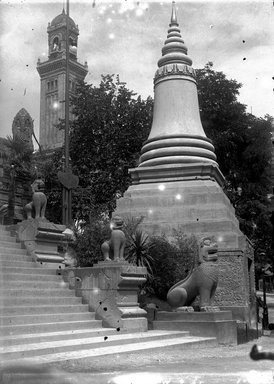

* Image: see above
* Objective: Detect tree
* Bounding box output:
[69,75,153,221]
[196,62,273,264]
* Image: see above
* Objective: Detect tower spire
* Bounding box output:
[136,2,218,170]
[170,1,178,26]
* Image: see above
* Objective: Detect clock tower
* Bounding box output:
[37,9,88,150]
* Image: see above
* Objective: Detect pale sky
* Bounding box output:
[0,0,274,144]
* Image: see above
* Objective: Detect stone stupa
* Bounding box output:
[116,3,256,326]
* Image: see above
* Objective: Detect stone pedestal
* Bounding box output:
[63,261,148,331]
[153,310,237,345]
[17,218,66,268]
[116,176,241,248]
[115,173,256,328]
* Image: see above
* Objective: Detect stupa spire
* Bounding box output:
[137,3,218,170]
[158,4,191,68]
[170,1,178,26]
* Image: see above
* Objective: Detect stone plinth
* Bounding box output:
[213,245,257,329]
[17,218,66,268]
[115,177,256,328]
[63,261,148,332]
[116,177,242,249]
[153,310,237,345]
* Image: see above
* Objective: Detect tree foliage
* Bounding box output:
[196,62,273,263]
[69,75,153,220]
[146,232,199,300]
[2,135,34,180]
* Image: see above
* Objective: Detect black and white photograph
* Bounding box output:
[0,0,274,383]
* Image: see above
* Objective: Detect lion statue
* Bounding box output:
[167,236,219,311]
[25,175,47,220]
[101,216,126,262]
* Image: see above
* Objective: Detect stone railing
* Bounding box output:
[62,260,148,332]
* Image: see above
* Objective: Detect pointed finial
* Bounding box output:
[157,2,191,69]
[62,8,65,14]
[170,1,178,27]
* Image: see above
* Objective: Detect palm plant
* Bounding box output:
[123,216,154,278]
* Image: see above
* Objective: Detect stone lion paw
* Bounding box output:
[176,306,194,312]
[200,306,220,312]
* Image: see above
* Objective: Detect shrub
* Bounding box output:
[147,231,199,300]
[71,218,110,267]
[123,216,154,277]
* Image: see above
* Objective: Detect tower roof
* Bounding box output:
[50,9,77,30]
[13,108,32,121]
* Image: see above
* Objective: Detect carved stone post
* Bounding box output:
[63,261,148,331]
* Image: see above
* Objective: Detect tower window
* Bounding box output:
[51,81,54,90]
[69,37,76,47]
[55,79,58,88]
[53,37,60,51]
[47,82,50,91]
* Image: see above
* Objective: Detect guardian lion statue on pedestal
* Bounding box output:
[167,236,219,311]
[25,175,47,220]
[101,216,126,262]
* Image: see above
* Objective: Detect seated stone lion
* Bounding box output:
[25,175,47,220]
[101,216,126,262]
[167,236,219,311]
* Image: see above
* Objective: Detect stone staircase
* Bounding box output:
[0,224,216,365]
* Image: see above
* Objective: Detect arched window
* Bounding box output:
[52,37,60,51]
[69,37,76,47]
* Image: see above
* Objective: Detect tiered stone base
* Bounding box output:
[116,177,242,249]
[153,310,237,345]
[115,165,256,329]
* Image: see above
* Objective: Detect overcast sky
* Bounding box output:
[1,0,274,144]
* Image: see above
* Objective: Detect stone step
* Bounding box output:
[0,266,59,275]
[0,328,121,347]
[0,311,95,326]
[0,279,68,289]
[0,227,11,234]
[156,311,233,322]
[0,330,190,360]
[2,333,216,363]
[0,319,103,336]
[0,295,83,306]
[0,234,16,242]
[2,288,75,297]
[0,254,33,262]
[0,240,24,248]
[153,319,237,345]
[0,260,38,268]
[0,247,27,255]
[1,272,63,282]
[2,303,90,316]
